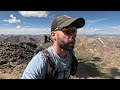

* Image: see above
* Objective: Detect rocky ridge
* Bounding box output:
[0,34,120,79]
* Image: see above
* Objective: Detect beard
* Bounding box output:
[57,37,75,51]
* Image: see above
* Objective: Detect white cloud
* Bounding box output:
[16,25,30,29]
[10,14,15,19]
[18,11,49,18]
[0,28,50,35]
[87,18,109,23]
[90,28,102,31]
[77,27,105,35]
[16,25,22,29]
[87,18,110,26]
[78,28,101,33]
[48,15,55,18]
[110,25,120,30]
[25,26,30,28]
[1,27,120,35]
[3,14,21,24]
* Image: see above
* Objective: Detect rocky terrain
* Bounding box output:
[0,34,45,79]
[0,34,120,79]
[74,35,120,79]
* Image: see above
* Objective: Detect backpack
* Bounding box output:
[42,49,78,79]
[44,34,53,44]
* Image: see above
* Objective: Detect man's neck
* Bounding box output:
[52,44,68,59]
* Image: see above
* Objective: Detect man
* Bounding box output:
[21,15,85,79]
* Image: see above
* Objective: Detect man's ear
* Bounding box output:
[51,32,56,41]
[51,32,55,37]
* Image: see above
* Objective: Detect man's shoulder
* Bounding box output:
[41,47,53,58]
[30,51,48,64]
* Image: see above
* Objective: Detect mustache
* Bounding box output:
[69,39,75,44]
[68,41,75,44]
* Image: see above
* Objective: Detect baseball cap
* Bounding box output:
[51,15,85,32]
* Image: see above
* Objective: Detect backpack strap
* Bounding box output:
[42,49,58,79]
[42,49,78,79]
[70,53,78,75]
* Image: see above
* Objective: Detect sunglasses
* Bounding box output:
[61,27,77,35]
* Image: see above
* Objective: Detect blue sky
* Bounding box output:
[0,11,120,35]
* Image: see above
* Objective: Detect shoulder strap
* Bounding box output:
[70,52,78,75]
[42,49,58,79]
[42,49,78,78]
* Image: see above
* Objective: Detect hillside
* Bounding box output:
[0,34,120,79]
[74,35,120,79]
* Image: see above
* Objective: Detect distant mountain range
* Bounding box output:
[0,34,120,79]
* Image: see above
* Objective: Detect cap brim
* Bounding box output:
[58,17,85,29]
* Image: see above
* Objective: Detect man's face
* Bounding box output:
[55,26,77,51]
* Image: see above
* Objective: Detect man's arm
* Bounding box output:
[21,52,47,79]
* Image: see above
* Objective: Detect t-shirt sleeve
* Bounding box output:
[21,52,47,79]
